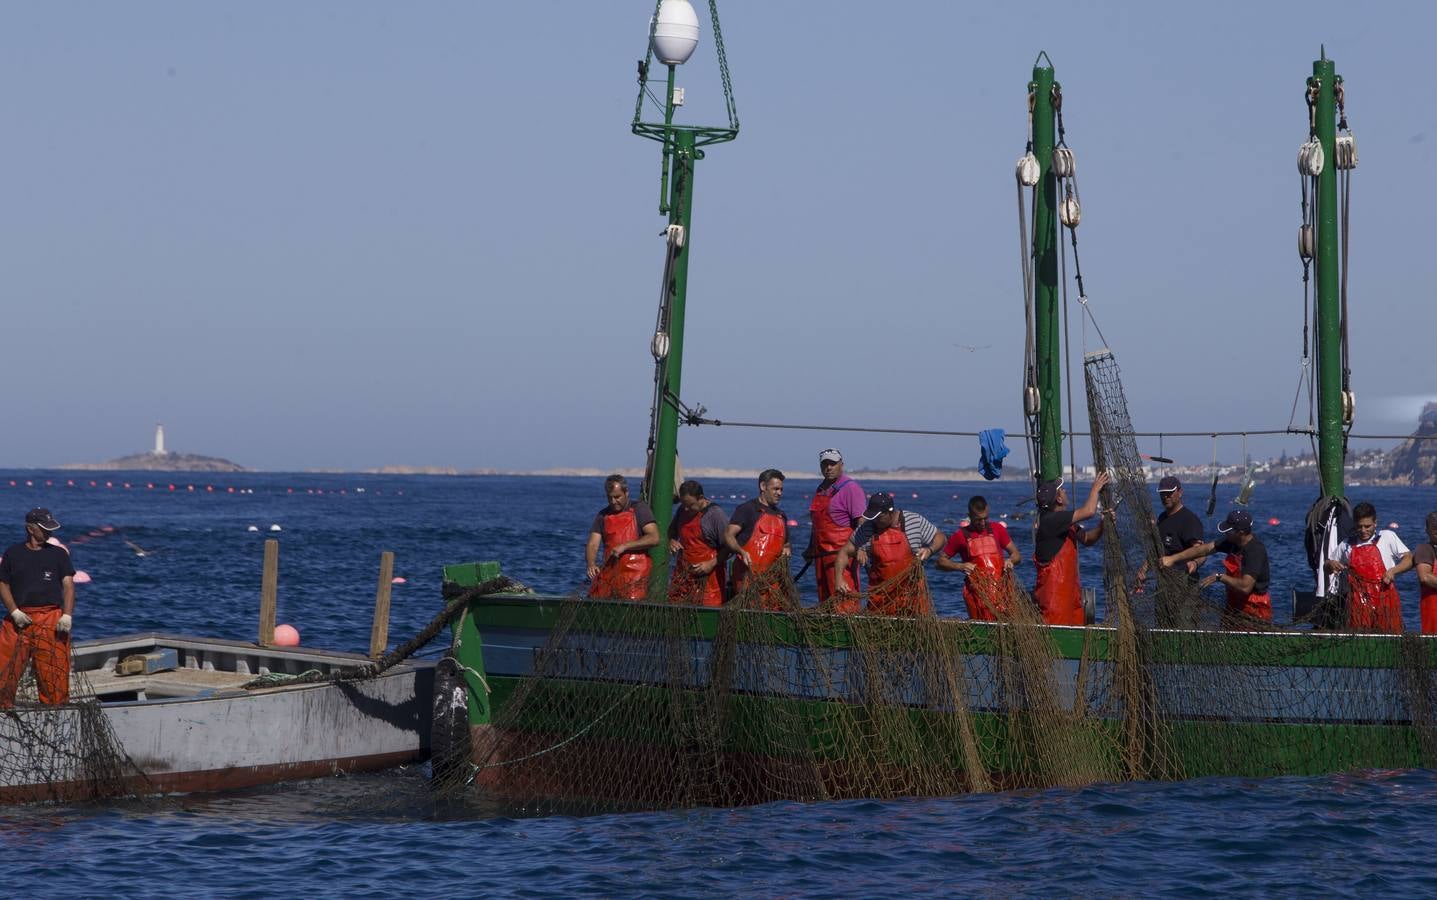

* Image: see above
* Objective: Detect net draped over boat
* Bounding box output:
[436,354,1437,814]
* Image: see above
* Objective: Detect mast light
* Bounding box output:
[652,0,700,65]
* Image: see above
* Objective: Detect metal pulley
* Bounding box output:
[1342,390,1356,425]
[1023,385,1041,417]
[1060,194,1081,228]
[1051,147,1076,178]
[1016,152,1040,187]
[1334,133,1358,170]
[664,224,686,248]
[1298,140,1324,176]
[651,331,670,361]
[1298,224,1315,260]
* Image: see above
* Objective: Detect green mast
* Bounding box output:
[1309,52,1345,499]
[632,1,738,587]
[1030,56,1063,482]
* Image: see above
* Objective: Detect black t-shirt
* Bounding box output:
[0,542,76,608]
[668,503,729,548]
[729,499,786,548]
[1213,536,1270,595]
[1035,510,1078,564]
[1158,506,1205,581]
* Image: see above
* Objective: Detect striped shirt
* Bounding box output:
[850,511,938,554]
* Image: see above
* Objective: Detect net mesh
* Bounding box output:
[434,353,1437,814]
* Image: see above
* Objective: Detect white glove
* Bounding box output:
[56,614,72,635]
[9,609,32,628]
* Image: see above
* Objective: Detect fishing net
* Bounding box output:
[0,667,154,804]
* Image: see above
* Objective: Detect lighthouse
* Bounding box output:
[154,423,167,456]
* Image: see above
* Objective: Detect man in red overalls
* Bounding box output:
[833,493,945,616]
[1032,473,1111,626]
[724,469,791,609]
[667,479,728,606]
[1413,512,1437,633]
[937,495,1022,621]
[1326,501,1411,633]
[1162,509,1273,628]
[586,474,660,600]
[806,449,866,613]
[0,508,76,707]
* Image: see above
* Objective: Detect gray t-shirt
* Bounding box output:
[850,511,938,554]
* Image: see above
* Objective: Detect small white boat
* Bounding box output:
[0,633,434,803]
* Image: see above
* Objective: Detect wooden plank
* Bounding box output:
[258,539,279,646]
[369,551,395,659]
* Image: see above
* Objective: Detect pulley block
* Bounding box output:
[1016,152,1040,187]
[1298,224,1315,260]
[1023,385,1041,417]
[1051,147,1076,178]
[651,331,670,361]
[1298,140,1324,177]
[1334,134,1358,171]
[1060,195,1081,228]
[1342,390,1356,425]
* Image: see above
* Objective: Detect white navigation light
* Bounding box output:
[652,0,700,66]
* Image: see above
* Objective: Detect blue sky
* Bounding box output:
[2,1,1432,473]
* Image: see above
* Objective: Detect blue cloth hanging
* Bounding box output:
[978,428,1010,481]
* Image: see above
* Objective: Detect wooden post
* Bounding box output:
[369,551,395,659]
[259,539,279,646]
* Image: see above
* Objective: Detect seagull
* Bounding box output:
[124,540,155,558]
[953,343,992,352]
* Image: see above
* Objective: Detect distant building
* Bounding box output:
[154,423,167,456]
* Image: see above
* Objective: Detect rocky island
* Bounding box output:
[61,424,246,473]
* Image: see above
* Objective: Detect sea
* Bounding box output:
[2,470,1436,897]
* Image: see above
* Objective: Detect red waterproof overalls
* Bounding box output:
[1346,539,1402,633]
[958,527,1010,621]
[1034,526,1084,626]
[669,507,724,607]
[1222,552,1272,626]
[0,606,70,707]
[811,483,859,613]
[730,506,788,610]
[589,507,652,601]
[1422,543,1437,634]
[867,521,932,616]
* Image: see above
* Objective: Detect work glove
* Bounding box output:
[8,609,32,628]
[56,614,72,635]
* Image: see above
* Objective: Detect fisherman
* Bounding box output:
[1325,501,1411,633]
[1413,512,1437,634]
[724,469,791,609]
[1146,475,1205,627]
[0,508,76,707]
[586,474,660,600]
[936,495,1020,620]
[667,479,728,607]
[833,493,944,616]
[805,448,866,612]
[1032,472,1111,625]
[1161,509,1272,627]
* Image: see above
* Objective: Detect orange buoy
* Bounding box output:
[273,624,300,647]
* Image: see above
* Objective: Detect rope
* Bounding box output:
[241,575,531,690]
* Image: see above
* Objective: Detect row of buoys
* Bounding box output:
[2,480,403,496]
[246,525,283,532]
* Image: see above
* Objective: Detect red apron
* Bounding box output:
[0,605,71,707]
[867,522,932,616]
[1222,553,1272,625]
[960,527,1009,621]
[1346,540,1402,633]
[1034,528,1084,625]
[589,507,652,601]
[730,506,788,610]
[1422,544,1437,634]
[669,507,724,607]
[811,485,859,612]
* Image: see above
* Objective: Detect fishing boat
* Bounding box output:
[431,2,1435,812]
[1,632,433,804]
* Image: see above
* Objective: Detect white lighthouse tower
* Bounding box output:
[154,423,167,456]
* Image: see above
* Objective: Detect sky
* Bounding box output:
[2,1,1434,474]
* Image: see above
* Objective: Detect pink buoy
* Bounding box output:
[391,576,407,585]
[273,624,300,647]
[46,537,68,551]
[73,570,92,584]
[911,492,918,498]
[1268,518,1281,526]
[787,519,799,527]
[1389,522,1400,530]
[101,525,115,533]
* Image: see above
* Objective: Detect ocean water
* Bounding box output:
[2,471,1436,896]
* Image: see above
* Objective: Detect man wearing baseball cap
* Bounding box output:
[806,449,866,611]
[0,508,77,706]
[832,492,945,616]
[1032,472,1111,625]
[1161,509,1272,627]
[1149,476,1206,627]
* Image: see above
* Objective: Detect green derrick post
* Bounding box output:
[1031,60,1062,482]
[647,127,698,585]
[1311,55,1344,499]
